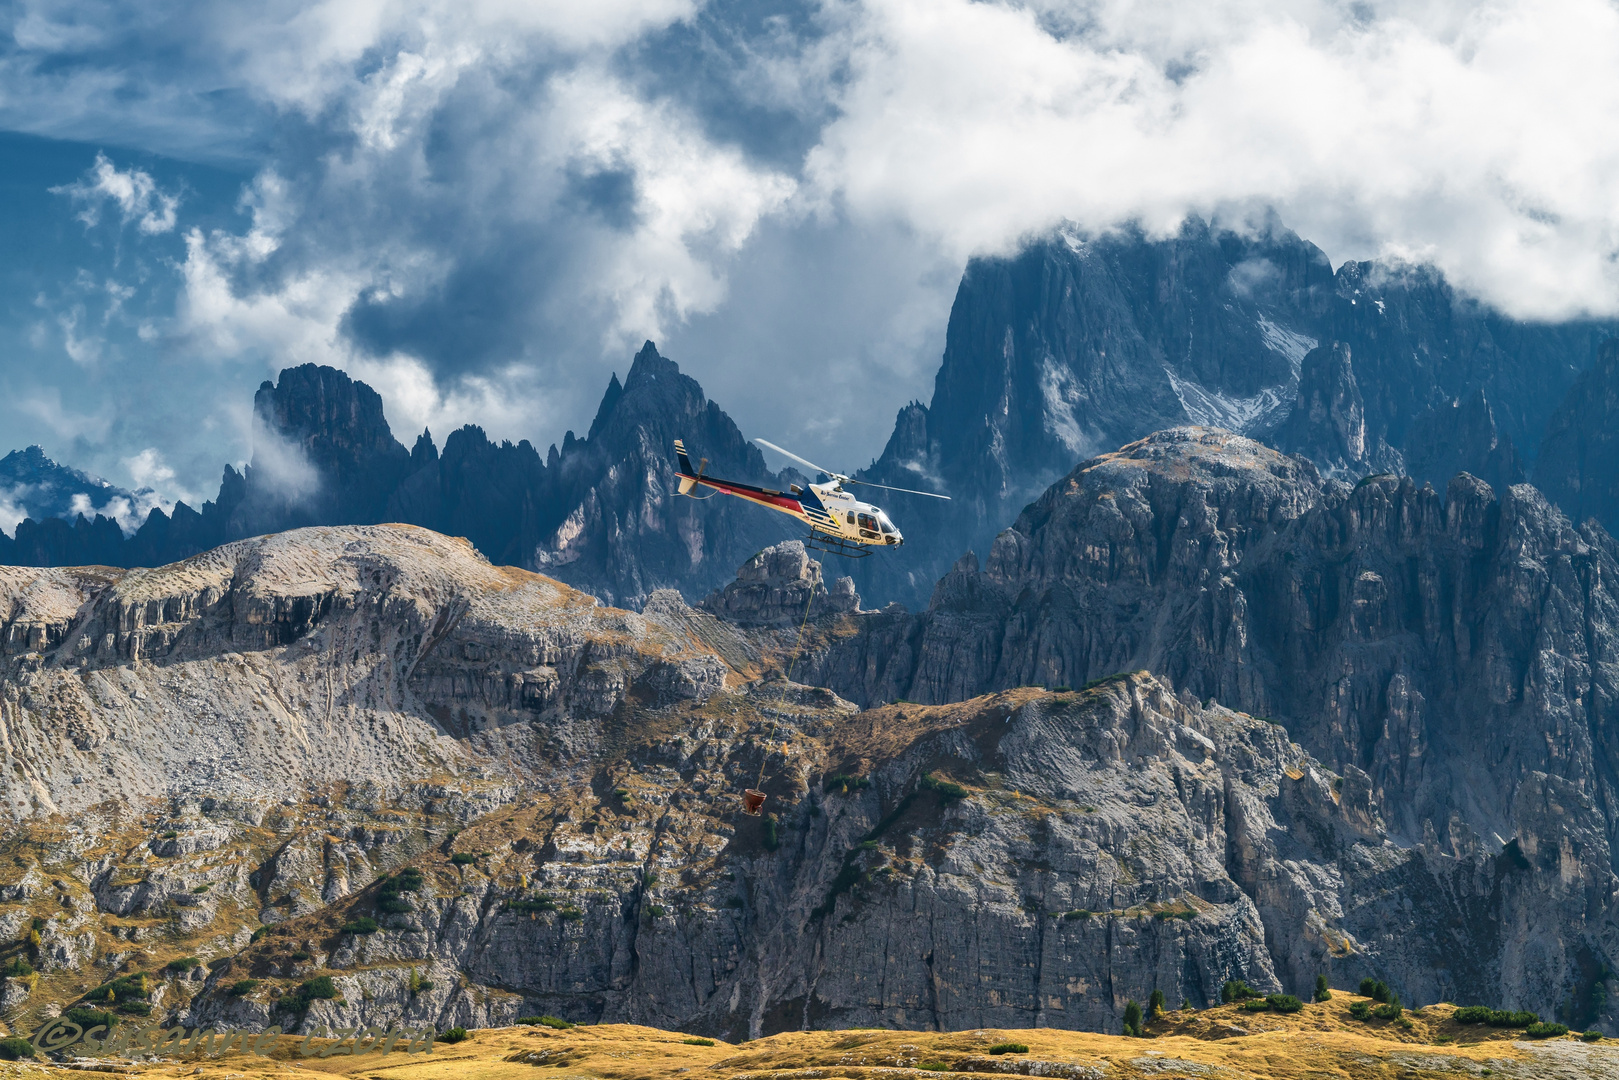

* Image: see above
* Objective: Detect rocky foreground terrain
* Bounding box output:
[0,419,1617,1051]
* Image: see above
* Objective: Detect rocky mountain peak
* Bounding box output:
[233,365,413,536]
[252,364,406,470]
[699,540,859,626]
[534,342,794,608]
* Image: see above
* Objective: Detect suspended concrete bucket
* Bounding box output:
[741,789,768,816]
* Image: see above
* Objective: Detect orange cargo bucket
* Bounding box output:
[741,789,768,816]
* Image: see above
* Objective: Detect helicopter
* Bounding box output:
[673,437,949,558]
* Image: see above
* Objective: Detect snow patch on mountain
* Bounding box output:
[1256,316,1317,376]
[1164,368,1293,434]
[1040,357,1104,457]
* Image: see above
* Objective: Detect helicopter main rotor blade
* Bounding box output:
[753,438,840,479]
[847,478,952,500]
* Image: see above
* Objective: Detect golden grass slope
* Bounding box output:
[3,997,1617,1079]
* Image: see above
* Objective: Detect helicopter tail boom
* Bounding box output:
[673,440,803,515]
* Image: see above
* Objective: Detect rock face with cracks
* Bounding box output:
[0,507,1616,1041]
[808,425,1619,1029]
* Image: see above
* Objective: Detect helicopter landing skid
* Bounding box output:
[804,532,872,559]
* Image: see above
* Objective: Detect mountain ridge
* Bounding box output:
[3,219,1617,618]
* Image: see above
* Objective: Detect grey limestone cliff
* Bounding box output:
[699,541,860,627]
[807,426,1619,1027]
[0,518,1606,1042]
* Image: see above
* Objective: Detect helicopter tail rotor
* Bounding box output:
[674,439,703,495]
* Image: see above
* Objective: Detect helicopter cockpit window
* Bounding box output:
[857,513,878,535]
[876,511,896,534]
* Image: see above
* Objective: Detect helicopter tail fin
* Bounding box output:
[674,439,697,495]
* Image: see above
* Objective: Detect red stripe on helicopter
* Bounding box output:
[682,474,802,513]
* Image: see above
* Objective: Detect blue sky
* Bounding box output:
[2,0,1618,525]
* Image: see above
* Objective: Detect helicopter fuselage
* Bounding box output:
[673,440,902,548]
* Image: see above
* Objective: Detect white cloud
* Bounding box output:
[246,410,322,504]
[51,152,179,235]
[159,7,796,446]
[805,0,1619,319]
[0,488,28,538]
[11,0,1619,485]
[123,447,175,489]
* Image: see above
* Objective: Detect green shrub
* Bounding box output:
[375,869,424,914]
[918,1061,951,1072]
[229,979,260,996]
[1372,1003,1403,1020]
[1148,988,1166,1020]
[1,956,33,977]
[1349,1002,1371,1021]
[919,773,968,800]
[116,1001,151,1016]
[537,1016,573,1029]
[1063,909,1093,920]
[1583,1029,1604,1041]
[161,831,177,839]
[682,1036,715,1046]
[66,1006,117,1030]
[290,950,312,962]
[302,975,337,1000]
[558,905,584,922]
[166,956,201,972]
[1267,994,1303,1014]
[1486,1010,1539,1028]
[987,1042,1028,1055]
[0,1037,33,1060]
[1527,1022,1569,1038]
[1221,979,1258,1003]
[1453,1006,1492,1024]
[341,915,380,935]
[506,896,557,915]
[85,973,150,1008]
[1242,999,1269,1012]
[1314,975,1331,1002]
[824,774,871,794]
[441,1026,469,1043]
[763,815,780,852]
[250,926,268,942]
[1358,979,1394,1004]
[450,853,476,866]
[645,904,666,917]
[1123,999,1143,1036]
